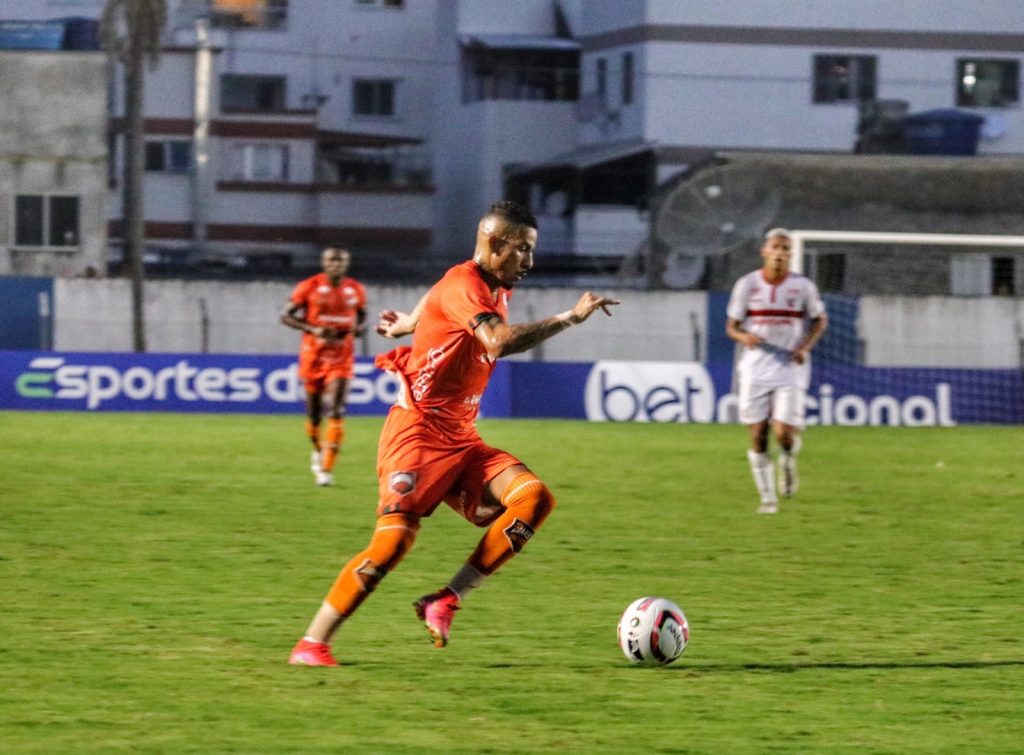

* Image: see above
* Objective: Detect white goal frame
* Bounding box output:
[787,230,1024,275]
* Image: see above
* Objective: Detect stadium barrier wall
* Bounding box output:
[37,278,1024,368]
[2,351,1020,425]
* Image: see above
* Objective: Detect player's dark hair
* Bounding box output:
[487,200,538,230]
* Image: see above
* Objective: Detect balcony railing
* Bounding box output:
[462,65,579,104]
[316,145,432,190]
[174,0,288,31]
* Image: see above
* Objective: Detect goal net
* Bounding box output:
[788,230,1024,425]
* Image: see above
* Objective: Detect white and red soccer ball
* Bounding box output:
[617,596,690,665]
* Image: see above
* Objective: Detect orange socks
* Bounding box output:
[321,418,345,473]
[324,513,419,617]
[468,472,556,575]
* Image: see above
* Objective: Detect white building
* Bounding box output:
[509,0,1024,272]
[0,0,1021,281]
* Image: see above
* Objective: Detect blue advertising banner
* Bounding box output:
[0,352,400,415]
[0,277,53,350]
[2,351,1020,425]
[512,361,1023,425]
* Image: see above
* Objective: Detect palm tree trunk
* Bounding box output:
[123,4,146,352]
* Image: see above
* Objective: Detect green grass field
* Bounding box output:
[1,412,1021,753]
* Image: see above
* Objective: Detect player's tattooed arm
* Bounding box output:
[473,292,619,357]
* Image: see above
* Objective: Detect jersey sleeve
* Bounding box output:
[290,278,313,307]
[726,276,749,321]
[805,280,826,319]
[441,270,502,332]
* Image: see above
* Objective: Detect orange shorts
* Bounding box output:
[376,406,521,526]
[299,343,355,391]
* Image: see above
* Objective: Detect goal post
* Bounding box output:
[788,230,1024,275]
[771,229,1024,424]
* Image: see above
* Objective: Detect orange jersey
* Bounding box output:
[290,273,367,359]
[375,261,510,431]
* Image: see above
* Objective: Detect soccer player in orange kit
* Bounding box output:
[289,201,619,666]
[281,247,367,486]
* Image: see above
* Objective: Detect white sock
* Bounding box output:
[748,449,777,504]
[448,563,486,601]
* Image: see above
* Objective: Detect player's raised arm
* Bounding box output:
[376,292,429,338]
[473,291,620,358]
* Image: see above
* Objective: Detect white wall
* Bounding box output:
[637,41,1024,153]
[859,296,1024,368]
[53,278,1024,369]
[589,0,1024,33]
[577,0,1024,154]
[453,0,562,34]
[316,192,433,229]
[432,99,579,254]
[53,278,706,361]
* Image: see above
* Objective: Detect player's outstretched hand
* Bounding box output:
[376,309,415,338]
[569,292,620,324]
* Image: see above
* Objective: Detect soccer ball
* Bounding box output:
[617,596,689,665]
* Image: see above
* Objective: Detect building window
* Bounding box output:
[596,57,607,100]
[145,140,192,173]
[353,79,396,116]
[335,156,394,186]
[226,143,289,181]
[460,46,579,103]
[957,59,1019,108]
[354,0,404,8]
[992,256,1016,295]
[221,74,287,112]
[621,51,634,105]
[319,145,431,188]
[15,195,79,247]
[813,54,876,103]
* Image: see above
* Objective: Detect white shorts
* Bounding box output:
[738,381,805,427]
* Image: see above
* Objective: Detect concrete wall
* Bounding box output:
[0,51,107,277]
[859,295,1024,368]
[52,278,705,362]
[52,278,1024,368]
[433,99,579,257]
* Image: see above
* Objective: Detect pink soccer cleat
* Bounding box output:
[288,638,338,667]
[413,588,461,648]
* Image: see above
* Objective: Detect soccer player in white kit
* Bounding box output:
[726,228,828,513]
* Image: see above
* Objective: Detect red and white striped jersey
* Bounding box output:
[727,270,826,387]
